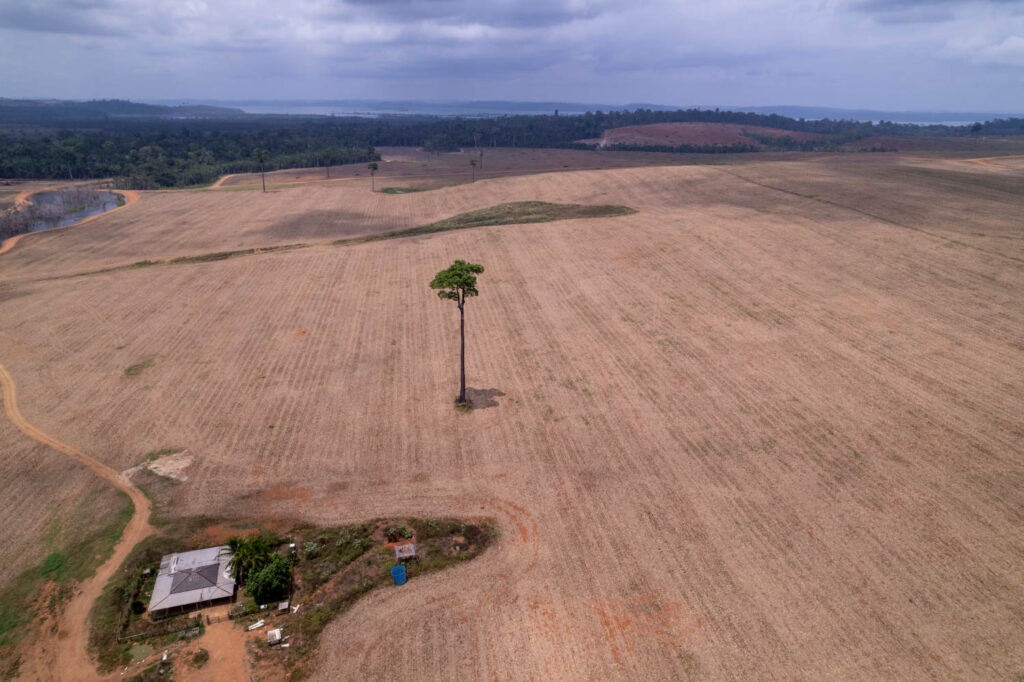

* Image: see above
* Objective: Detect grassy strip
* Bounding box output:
[0,490,133,676]
[59,201,634,280]
[332,200,635,246]
[380,187,429,194]
[124,359,153,377]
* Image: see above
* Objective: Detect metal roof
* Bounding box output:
[148,545,236,613]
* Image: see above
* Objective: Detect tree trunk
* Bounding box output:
[261,166,266,193]
[458,299,466,403]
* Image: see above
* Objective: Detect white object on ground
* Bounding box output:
[248,619,265,631]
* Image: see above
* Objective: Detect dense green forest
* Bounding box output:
[1,99,1021,189]
[0,126,378,189]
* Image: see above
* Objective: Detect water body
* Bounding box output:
[28,190,122,232]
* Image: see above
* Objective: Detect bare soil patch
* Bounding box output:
[0,154,1022,680]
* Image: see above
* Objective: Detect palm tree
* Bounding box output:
[223,535,272,583]
[253,148,270,193]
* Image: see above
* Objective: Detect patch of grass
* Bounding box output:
[141,447,182,463]
[334,201,635,246]
[128,643,153,661]
[62,203,632,280]
[124,359,153,377]
[678,649,702,679]
[39,552,67,581]
[191,648,209,668]
[380,186,429,194]
[0,489,132,654]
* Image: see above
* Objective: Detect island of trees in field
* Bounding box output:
[1,98,1022,189]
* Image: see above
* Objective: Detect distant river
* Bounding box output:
[28,190,122,232]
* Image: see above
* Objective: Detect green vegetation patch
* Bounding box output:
[128,643,153,661]
[0,488,132,668]
[335,201,635,246]
[123,359,153,377]
[380,186,429,194]
[191,648,209,668]
[62,203,632,280]
[90,516,494,679]
[141,448,182,463]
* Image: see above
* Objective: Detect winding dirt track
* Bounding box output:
[0,363,153,681]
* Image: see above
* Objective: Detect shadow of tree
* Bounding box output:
[465,387,505,410]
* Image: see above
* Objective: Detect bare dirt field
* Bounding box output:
[579,122,824,148]
[1,149,1023,680]
[214,145,838,192]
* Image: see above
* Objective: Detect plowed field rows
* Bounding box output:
[0,153,1022,680]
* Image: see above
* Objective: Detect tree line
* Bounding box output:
[1,106,1020,188]
[0,125,378,189]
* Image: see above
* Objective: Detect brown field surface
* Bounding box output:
[1,150,1023,679]
[580,122,824,148]
[215,145,838,192]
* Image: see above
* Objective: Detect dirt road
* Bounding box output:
[0,363,153,681]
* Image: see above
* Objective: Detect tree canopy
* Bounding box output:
[224,534,274,584]
[246,552,292,605]
[429,260,484,306]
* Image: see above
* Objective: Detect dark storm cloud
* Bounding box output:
[1,0,1022,111]
[336,0,610,28]
[851,0,1021,23]
[0,0,127,36]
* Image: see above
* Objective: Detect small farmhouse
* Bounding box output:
[148,545,236,619]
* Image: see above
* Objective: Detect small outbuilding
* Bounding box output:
[148,545,236,619]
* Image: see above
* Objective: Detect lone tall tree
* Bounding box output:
[367,162,378,191]
[430,260,485,405]
[253,147,269,192]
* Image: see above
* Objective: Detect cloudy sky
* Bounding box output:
[2,0,1023,111]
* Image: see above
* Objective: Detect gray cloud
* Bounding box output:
[333,0,612,28]
[0,0,1022,112]
[850,0,1020,23]
[0,1,128,36]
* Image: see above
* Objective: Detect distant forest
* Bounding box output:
[1,99,1022,189]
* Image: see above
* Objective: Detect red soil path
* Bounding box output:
[0,363,153,681]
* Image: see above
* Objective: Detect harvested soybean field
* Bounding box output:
[0,151,1023,680]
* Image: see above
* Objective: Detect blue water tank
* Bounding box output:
[391,564,407,586]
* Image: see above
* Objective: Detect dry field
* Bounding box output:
[580,122,824,148]
[215,145,838,192]
[1,151,1023,680]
